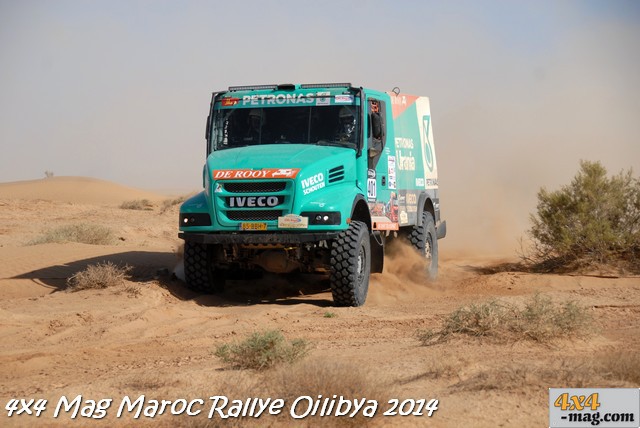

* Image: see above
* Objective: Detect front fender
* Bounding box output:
[179,192,212,232]
[297,183,364,230]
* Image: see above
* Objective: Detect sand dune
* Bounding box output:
[0,176,168,205]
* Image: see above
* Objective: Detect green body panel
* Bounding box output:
[181,143,362,232]
[180,84,441,235]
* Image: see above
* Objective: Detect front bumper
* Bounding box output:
[179,231,341,245]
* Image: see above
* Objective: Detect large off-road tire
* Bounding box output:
[330,221,371,307]
[183,241,225,293]
[409,212,439,280]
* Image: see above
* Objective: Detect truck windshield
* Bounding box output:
[212,105,360,151]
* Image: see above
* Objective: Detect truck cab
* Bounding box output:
[179,83,446,306]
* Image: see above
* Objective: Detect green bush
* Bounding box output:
[214,330,309,370]
[527,160,640,272]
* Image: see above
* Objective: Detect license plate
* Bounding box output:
[239,222,267,231]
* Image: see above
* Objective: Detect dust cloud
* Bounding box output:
[368,239,444,304]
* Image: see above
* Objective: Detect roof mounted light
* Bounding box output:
[300,83,352,89]
[277,83,296,91]
[228,84,278,92]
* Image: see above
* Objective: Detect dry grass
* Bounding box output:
[451,355,635,393]
[179,361,391,427]
[121,375,180,392]
[120,199,154,210]
[66,261,132,292]
[160,195,189,213]
[597,351,640,384]
[265,360,392,427]
[180,374,267,428]
[29,223,115,245]
[214,330,310,370]
[417,294,592,345]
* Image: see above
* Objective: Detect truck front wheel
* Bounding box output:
[330,221,370,307]
[410,212,439,280]
[183,241,225,293]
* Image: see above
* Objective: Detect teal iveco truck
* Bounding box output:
[179,83,446,306]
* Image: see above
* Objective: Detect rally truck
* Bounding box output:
[179,83,446,306]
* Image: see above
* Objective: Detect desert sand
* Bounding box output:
[0,177,638,427]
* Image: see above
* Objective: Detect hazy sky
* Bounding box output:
[1,0,639,252]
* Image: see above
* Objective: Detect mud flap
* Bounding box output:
[370,231,384,274]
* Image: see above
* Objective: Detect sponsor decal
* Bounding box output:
[389,93,419,118]
[213,168,300,180]
[278,214,309,229]
[406,192,418,213]
[316,92,330,106]
[415,177,425,187]
[227,196,282,208]
[221,97,240,107]
[373,221,399,231]
[422,115,435,172]
[272,168,298,178]
[395,137,416,172]
[388,156,397,190]
[399,211,409,224]
[240,94,315,106]
[335,94,354,103]
[214,183,224,193]
[301,172,325,195]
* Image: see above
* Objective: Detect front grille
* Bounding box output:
[224,182,286,193]
[215,179,292,226]
[227,210,283,221]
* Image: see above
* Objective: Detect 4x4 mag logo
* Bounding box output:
[554,392,600,411]
[422,115,434,173]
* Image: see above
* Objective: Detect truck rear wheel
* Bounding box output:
[410,212,438,280]
[330,221,370,307]
[183,241,225,293]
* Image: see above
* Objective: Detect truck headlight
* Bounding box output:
[301,212,341,225]
[180,213,212,226]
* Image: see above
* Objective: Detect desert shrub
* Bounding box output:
[120,199,153,210]
[67,261,132,292]
[215,330,309,370]
[160,195,189,213]
[29,223,115,245]
[526,160,640,272]
[417,294,592,345]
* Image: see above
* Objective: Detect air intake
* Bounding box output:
[328,166,345,183]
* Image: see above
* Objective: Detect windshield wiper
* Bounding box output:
[316,139,356,149]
